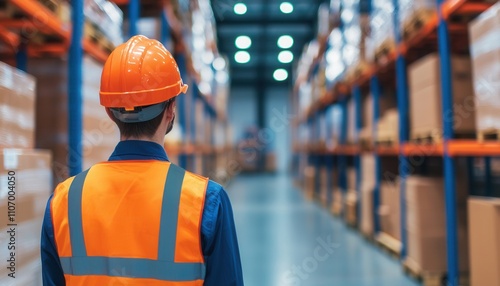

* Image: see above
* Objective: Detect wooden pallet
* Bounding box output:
[411,130,476,144]
[345,62,370,84]
[1,0,61,18]
[375,232,401,259]
[84,21,116,53]
[361,232,375,243]
[374,38,396,65]
[478,129,500,142]
[403,258,470,286]
[359,137,374,151]
[402,9,436,42]
[411,131,443,144]
[375,136,397,147]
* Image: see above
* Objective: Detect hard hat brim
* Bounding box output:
[100,81,188,109]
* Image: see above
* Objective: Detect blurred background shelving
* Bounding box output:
[292,0,500,286]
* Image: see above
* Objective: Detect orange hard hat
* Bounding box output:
[100,35,188,111]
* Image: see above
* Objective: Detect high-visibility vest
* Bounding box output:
[50,161,208,285]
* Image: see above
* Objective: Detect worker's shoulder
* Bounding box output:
[182,167,224,193]
[51,173,78,202]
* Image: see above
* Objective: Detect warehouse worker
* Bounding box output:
[40,35,244,286]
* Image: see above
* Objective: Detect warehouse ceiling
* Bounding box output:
[211,0,326,87]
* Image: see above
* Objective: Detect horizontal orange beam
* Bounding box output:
[403,143,444,156]
[83,40,110,64]
[442,0,466,19]
[336,145,360,156]
[10,0,70,42]
[0,26,20,51]
[448,140,500,157]
[111,0,129,4]
[399,14,438,57]
[442,0,492,20]
[376,145,400,156]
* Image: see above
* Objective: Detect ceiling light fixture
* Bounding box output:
[273,69,288,81]
[234,3,247,15]
[280,2,294,14]
[235,51,251,64]
[235,35,252,49]
[278,51,294,64]
[213,57,227,71]
[278,35,294,49]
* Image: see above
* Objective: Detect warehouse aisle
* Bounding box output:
[228,173,420,286]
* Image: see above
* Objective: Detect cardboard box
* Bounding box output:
[469,2,500,133]
[345,190,357,225]
[408,54,476,139]
[468,197,500,286]
[347,99,356,144]
[406,224,469,274]
[265,152,277,172]
[304,166,315,199]
[377,109,399,144]
[406,176,469,273]
[360,185,374,236]
[361,155,376,187]
[0,149,52,280]
[29,57,119,184]
[331,188,344,216]
[319,166,329,206]
[347,168,357,191]
[0,62,36,148]
[380,180,401,240]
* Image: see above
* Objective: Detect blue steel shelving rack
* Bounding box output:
[437,0,459,283]
[294,1,498,285]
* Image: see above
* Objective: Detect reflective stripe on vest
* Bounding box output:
[53,163,207,284]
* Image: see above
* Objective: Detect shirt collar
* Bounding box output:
[108,140,169,162]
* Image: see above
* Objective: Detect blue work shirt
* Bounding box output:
[41,140,244,286]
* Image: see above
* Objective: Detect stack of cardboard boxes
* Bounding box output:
[345,168,357,225]
[408,53,476,141]
[405,176,469,275]
[0,62,52,286]
[469,2,500,139]
[379,180,401,242]
[376,109,399,144]
[468,197,500,286]
[467,6,500,284]
[319,165,329,206]
[304,166,316,200]
[360,154,376,236]
[29,56,119,184]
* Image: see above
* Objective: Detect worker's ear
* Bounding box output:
[164,100,176,122]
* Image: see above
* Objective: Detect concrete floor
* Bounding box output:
[227,173,421,286]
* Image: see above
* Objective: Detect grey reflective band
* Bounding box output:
[68,169,89,257]
[111,101,167,123]
[63,164,206,281]
[158,164,185,261]
[59,257,206,281]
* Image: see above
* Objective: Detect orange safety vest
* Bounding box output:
[50,161,208,285]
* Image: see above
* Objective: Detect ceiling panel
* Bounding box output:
[212,0,326,87]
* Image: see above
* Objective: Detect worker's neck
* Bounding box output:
[120,133,164,147]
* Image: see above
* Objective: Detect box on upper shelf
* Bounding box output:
[469,2,500,139]
[408,53,476,142]
[0,61,36,149]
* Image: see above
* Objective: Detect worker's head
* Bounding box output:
[99,35,188,140]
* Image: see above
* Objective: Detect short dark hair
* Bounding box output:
[111,98,176,138]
